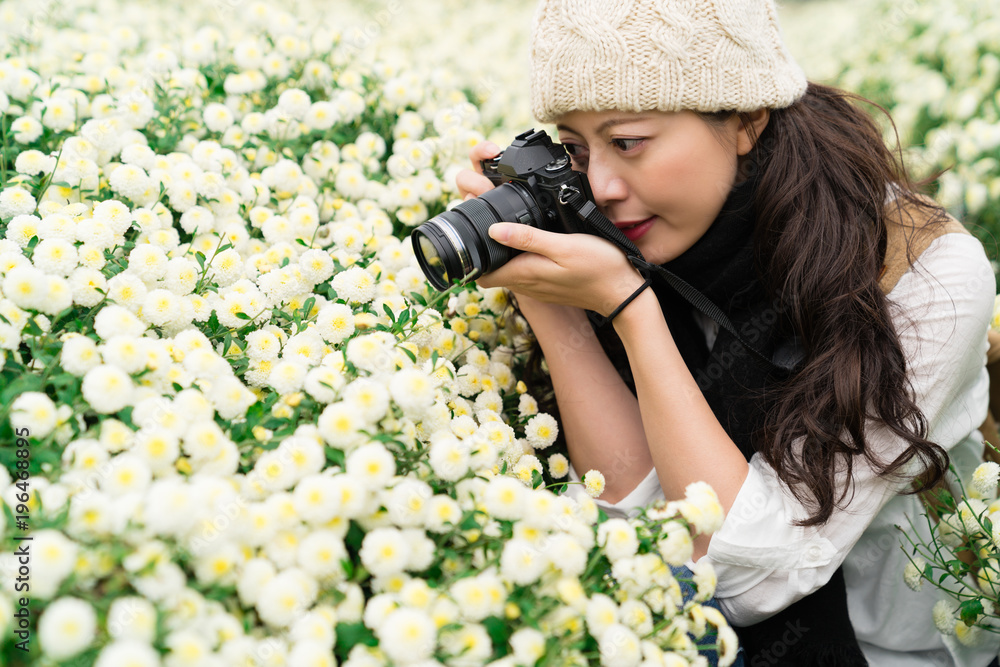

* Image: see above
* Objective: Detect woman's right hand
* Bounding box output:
[456,141,502,200]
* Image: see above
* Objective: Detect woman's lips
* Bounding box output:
[614,216,655,242]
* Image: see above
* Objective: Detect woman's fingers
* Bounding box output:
[456,169,495,200]
[457,141,502,199]
[469,141,501,173]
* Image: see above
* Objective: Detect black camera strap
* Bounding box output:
[557,185,784,373]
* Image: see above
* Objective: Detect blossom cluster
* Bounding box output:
[0,1,733,665]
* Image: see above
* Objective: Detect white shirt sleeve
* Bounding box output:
[703,232,995,626]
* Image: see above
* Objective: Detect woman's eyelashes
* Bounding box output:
[610,137,644,152]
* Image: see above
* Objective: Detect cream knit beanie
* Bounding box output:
[530,0,808,123]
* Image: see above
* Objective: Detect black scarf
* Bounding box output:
[592,177,869,666]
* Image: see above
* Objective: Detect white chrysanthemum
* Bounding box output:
[299,248,335,284]
[343,378,389,422]
[332,265,376,304]
[283,330,325,366]
[932,599,956,636]
[657,520,694,566]
[203,102,235,133]
[95,639,161,667]
[128,245,168,282]
[69,267,108,308]
[256,569,318,629]
[131,428,180,475]
[298,530,348,579]
[903,557,927,592]
[268,359,309,395]
[512,454,543,486]
[598,518,639,561]
[360,527,410,578]
[107,597,157,641]
[82,365,135,414]
[376,608,437,664]
[500,538,547,585]
[32,238,77,276]
[388,367,435,415]
[106,271,148,310]
[39,597,97,661]
[32,529,78,599]
[482,475,526,520]
[40,96,76,131]
[0,186,36,220]
[971,461,1000,497]
[509,627,546,665]
[60,334,101,376]
[385,479,433,528]
[92,200,133,234]
[10,116,43,143]
[547,453,570,479]
[14,149,56,176]
[10,391,57,437]
[425,494,462,533]
[109,164,153,202]
[583,470,606,498]
[429,433,470,482]
[345,443,396,489]
[598,623,642,667]
[317,401,365,449]
[3,265,48,310]
[244,329,281,361]
[101,335,147,374]
[139,289,181,328]
[316,303,356,345]
[678,481,725,535]
[303,366,345,404]
[100,453,152,497]
[93,304,146,339]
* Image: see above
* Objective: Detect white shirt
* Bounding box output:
[566,233,999,666]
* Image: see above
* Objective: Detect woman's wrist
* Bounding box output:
[611,286,663,336]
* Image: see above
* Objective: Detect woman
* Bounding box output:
[457,1,998,665]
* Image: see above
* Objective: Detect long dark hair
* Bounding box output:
[515,82,949,526]
[747,81,948,525]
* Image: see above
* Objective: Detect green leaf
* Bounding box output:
[959,598,984,626]
[335,622,378,654]
[234,312,251,320]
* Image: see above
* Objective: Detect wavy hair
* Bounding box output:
[730,81,949,525]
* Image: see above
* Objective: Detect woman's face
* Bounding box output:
[555,109,764,264]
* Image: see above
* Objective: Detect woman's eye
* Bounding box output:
[611,138,644,152]
[563,143,587,157]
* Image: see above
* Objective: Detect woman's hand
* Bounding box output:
[476,224,647,318]
[458,143,646,317]
[456,141,502,200]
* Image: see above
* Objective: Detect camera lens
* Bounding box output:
[410,182,542,290]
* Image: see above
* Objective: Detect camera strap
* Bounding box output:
[558,185,786,373]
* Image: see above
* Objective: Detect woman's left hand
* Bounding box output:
[475,222,647,317]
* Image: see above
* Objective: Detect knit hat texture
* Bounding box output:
[530,0,808,123]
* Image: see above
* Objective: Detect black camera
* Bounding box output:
[410,129,595,291]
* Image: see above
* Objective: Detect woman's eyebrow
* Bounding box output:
[556,116,654,136]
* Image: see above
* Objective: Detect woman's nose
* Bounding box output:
[585,156,628,208]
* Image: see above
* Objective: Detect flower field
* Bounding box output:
[0,0,733,665]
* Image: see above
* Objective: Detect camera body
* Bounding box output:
[410,129,596,291]
[479,128,594,235]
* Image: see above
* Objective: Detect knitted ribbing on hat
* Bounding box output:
[530,0,808,122]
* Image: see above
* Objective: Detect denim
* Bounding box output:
[672,565,746,667]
